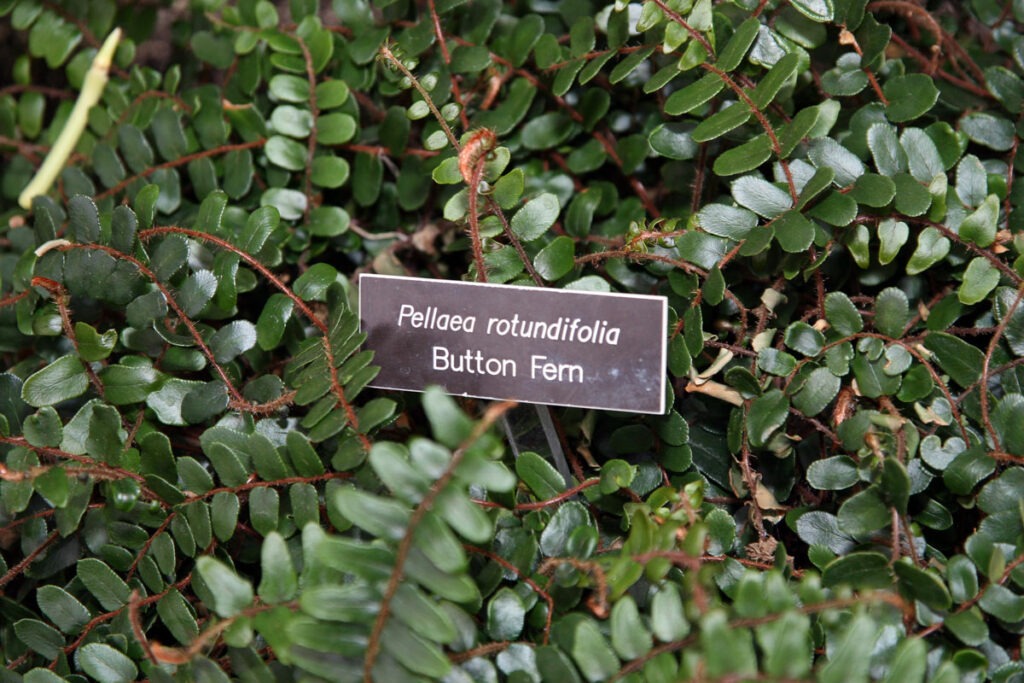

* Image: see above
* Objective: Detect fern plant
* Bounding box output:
[1,0,1024,681]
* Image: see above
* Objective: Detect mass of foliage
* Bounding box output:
[1,0,1023,680]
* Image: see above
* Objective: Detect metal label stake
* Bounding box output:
[501,403,572,488]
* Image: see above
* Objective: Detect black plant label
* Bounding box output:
[359,274,667,413]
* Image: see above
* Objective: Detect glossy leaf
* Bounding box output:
[510,193,560,241]
[196,557,254,618]
[22,355,89,407]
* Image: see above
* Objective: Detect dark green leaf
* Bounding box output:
[314,79,349,109]
[77,558,130,611]
[886,176,927,220]
[151,107,188,161]
[311,156,350,189]
[559,616,620,681]
[923,332,984,387]
[714,136,773,176]
[392,583,456,644]
[746,389,789,448]
[521,112,573,150]
[651,583,689,642]
[608,47,655,84]
[265,135,307,171]
[309,205,350,237]
[77,642,138,682]
[807,455,859,490]
[179,270,218,317]
[809,137,865,186]
[258,532,297,603]
[269,74,310,102]
[849,172,896,207]
[211,492,240,542]
[293,263,337,301]
[959,194,999,248]
[648,123,698,160]
[516,451,565,500]
[256,293,295,350]
[75,322,117,362]
[837,486,890,537]
[317,113,356,145]
[210,321,257,363]
[534,236,575,281]
[824,292,863,336]
[875,288,909,337]
[98,364,161,405]
[894,561,951,610]
[22,355,89,408]
[380,621,451,678]
[784,321,825,356]
[960,112,1015,151]
[540,501,591,556]
[157,589,199,645]
[793,367,840,416]
[24,407,62,448]
[36,585,89,634]
[978,583,1024,622]
[732,176,792,218]
[14,619,63,659]
[758,348,798,376]
[717,18,760,70]
[610,595,652,659]
[753,53,800,109]
[196,556,254,618]
[693,102,751,143]
[906,227,949,274]
[664,73,724,115]
[790,0,834,21]
[945,608,989,647]
[958,257,999,305]
[422,386,473,448]
[943,446,995,495]
[822,552,892,589]
[884,74,939,122]
[487,587,525,640]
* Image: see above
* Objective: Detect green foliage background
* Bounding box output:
[1,0,1024,680]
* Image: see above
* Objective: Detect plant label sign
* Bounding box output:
[359,274,668,414]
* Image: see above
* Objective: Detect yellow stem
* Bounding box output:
[18,28,122,210]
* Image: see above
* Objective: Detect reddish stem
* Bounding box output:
[95,139,267,201]
[56,242,246,404]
